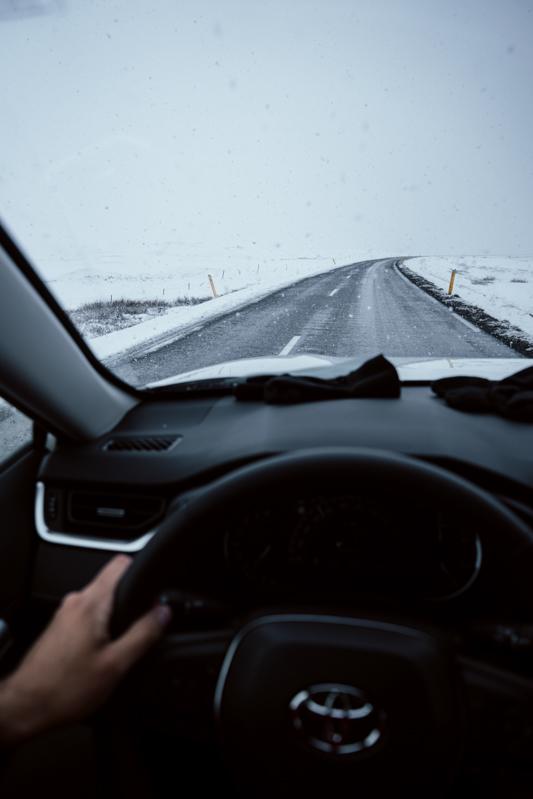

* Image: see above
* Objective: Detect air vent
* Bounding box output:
[67,490,165,536]
[104,436,180,453]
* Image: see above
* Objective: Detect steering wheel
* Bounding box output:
[110,448,533,797]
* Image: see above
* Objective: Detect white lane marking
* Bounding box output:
[328,286,342,296]
[278,335,301,356]
[393,264,480,332]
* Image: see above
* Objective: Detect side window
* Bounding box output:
[0,397,33,465]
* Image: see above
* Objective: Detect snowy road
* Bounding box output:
[114,258,517,386]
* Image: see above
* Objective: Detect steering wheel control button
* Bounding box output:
[158,591,230,629]
[289,684,385,756]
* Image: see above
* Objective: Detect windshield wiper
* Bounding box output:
[144,355,400,404]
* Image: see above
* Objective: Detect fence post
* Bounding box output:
[208,274,218,298]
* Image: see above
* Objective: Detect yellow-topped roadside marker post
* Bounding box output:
[448,269,457,296]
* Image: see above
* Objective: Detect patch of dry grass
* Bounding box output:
[70,296,209,338]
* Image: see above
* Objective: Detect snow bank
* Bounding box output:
[405,256,533,339]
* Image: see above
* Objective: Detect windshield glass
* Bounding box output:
[1,0,532,387]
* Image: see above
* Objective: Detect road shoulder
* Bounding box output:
[396,260,532,357]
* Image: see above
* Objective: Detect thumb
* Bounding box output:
[108,603,172,673]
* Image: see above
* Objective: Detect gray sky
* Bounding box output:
[1,0,532,278]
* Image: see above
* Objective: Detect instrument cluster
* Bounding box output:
[223,494,481,601]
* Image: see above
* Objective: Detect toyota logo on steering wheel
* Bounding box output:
[289,683,386,756]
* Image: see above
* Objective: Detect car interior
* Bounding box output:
[1,229,533,799]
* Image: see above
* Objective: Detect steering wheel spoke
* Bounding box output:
[126,628,234,742]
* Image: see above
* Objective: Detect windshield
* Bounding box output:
[1,0,532,387]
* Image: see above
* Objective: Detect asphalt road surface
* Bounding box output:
[114,258,517,387]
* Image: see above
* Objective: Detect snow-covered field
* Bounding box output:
[45,253,361,361]
[405,256,533,340]
[46,254,357,310]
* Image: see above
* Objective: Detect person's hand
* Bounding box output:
[0,555,171,746]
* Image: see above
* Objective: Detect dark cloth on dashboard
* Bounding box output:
[432,365,533,422]
[234,354,400,404]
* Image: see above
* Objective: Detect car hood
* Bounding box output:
[146,354,532,387]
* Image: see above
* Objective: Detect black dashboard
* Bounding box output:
[38,387,533,488]
[32,385,533,612]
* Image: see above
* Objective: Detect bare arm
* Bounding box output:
[0,555,171,746]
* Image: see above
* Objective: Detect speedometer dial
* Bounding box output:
[288,495,390,572]
[223,507,294,588]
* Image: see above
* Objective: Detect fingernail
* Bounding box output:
[155,603,172,627]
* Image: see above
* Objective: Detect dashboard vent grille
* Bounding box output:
[104,436,179,453]
[67,490,165,536]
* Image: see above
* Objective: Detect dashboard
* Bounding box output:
[31,385,533,612]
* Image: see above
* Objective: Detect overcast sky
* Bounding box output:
[1,0,532,278]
